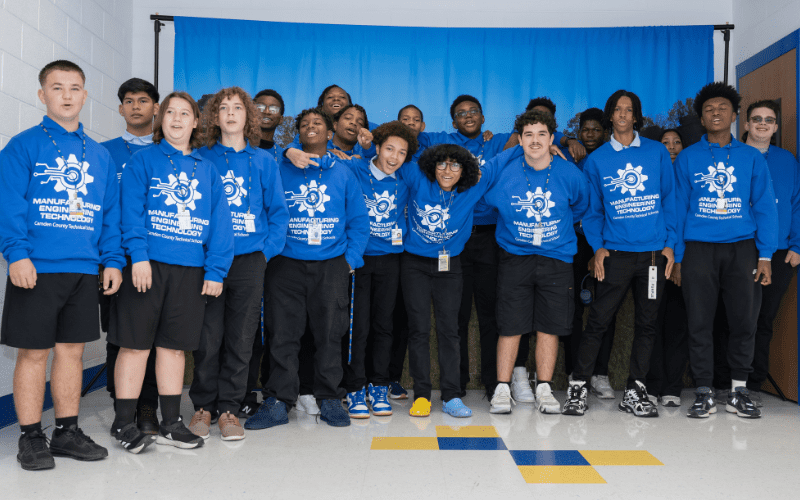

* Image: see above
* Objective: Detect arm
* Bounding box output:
[261,155,289,261]
[580,159,606,255]
[672,152,692,263]
[283,138,320,168]
[750,153,779,260]
[0,140,37,289]
[343,170,370,270]
[787,156,800,261]
[120,152,151,264]
[98,155,125,294]
[203,170,235,284]
[658,147,677,278]
[570,169,591,224]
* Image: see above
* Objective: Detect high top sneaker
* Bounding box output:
[619,380,658,418]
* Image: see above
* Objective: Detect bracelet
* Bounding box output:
[758,257,771,261]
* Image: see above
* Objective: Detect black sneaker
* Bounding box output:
[619,381,658,418]
[238,402,260,418]
[18,429,55,471]
[687,387,717,418]
[319,399,351,427]
[113,422,156,454]
[137,404,160,435]
[562,381,588,416]
[50,425,108,461]
[157,416,205,449]
[726,387,761,418]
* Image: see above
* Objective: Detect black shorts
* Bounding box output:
[496,250,574,337]
[108,259,205,351]
[1,273,100,349]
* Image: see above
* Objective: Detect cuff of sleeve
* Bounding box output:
[345,253,363,271]
[789,246,800,255]
[130,249,149,264]
[101,258,125,272]
[7,249,30,265]
[204,271,224,283]
[759,251,774,260]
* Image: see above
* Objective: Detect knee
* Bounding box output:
[53,343,85,360]
[156,347,185,359]
[17,348,51,365]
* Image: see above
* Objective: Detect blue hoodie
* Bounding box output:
[120,140,234,282]
[674,135,778,262]
[483,147,589,263]
[278,153,370,268]
[762,145,800,253]
[284,137,376,159]
[101,137,151,182]
[582,133,678,254]
[0,116,125,274]
[198,142,289,260]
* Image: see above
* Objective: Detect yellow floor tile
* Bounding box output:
[370,437,439,450]
[435,425,500,438]
[518,466,606,484]
[579,450,664,466]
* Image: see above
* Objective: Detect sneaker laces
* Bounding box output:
[25,429,50,453]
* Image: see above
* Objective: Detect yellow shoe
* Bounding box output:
[409,397,431,417]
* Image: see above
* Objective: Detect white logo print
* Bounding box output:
[221,170,247,207]
[34,154,94,195]
[414,201,450,231]
[695,162,736,195]
[511,187,555,221]
[364,191,396,222]
[604,163,648,196]
[150,172,202,210]
[286,180,330,217]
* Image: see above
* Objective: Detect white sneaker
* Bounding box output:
[660,395,681,407]
[535,383,561,414]
[296,394,320,415]
[590,375,615,399]
[490,383,513,414]
[511,367,536,403]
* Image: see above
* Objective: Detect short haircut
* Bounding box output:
[746,99,780,121]
[693,82,741,116]
[417,144,481,193]
[200,86,262,148]
[514,109,557,135]
[526,97,556,115]
[117,77,159,103]
[317,84,352,107]
[371,121,419,161]
[295,107,333,133]
[38,60,85,86]
[579,107,604,129]
[449,95,482,120]
[333,104,369,127]
[153,91,203,150]
[254,89,285,115]
[398,104,424,122]
[603,90,644,132]
[660,128,684,143]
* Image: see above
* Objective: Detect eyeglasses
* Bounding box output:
[749,116,776,124]
[454,109,480,119]
[256,104,281,114]
[436,162,462,172]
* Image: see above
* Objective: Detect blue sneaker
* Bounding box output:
[244,397,288,430]
[320,399,351,427]
[367,384,393,416]
[347,388,370,419]
[388,381,408,400]
[442,398,472,418]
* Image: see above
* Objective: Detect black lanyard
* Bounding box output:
[521,157,552,227]
[40,123,86,200]
[223,150,253,214]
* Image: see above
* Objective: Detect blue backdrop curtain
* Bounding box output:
[174,17,713,135]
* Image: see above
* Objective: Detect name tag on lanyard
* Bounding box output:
[648,266,658,300]
[533,227,543,247]
[69,197,84,217]
[176,208,192,230]
[308,222,322,245]
[243,213,256,233]
[391,227,403,246]
[716,198,728,214]
[438,249,450,272]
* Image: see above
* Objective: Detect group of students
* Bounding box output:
[1,59,796,472]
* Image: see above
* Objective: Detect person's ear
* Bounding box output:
[119,104,125,117]
[327,129,333,141]
[152,102,160,118]
[419,121,426,133]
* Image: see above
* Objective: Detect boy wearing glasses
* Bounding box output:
[254,89,285,160]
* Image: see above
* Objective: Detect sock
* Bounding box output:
[159,394,182,425]
[54,415,78,435]
[20,422,42,436]
[732,379,747,392]
[497,380,510,385]
[536,380,551,389]
[112,398,138,431]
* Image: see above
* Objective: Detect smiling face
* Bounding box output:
[435,158,462,191]
[745,106,778,144]
[38,69,87,128]
[452,100,484,138]
[298,112,332,148]
[610,96,636,136]
[161,96,198,150]
[374,136,409,176]
[661,131,683,162]
[399,107,425,137]
[322,87,350,117]
[333,107,367,144]
[579,119,604,153]
[218,95,247,137]
[700,97,736,135]
[519,122,554,165]
[255,94,282,131]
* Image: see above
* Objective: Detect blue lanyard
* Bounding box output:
[367,162,399,230]
[521,158,552,226]
[438,187,455,250]
[223,150,253,214]
[40,123,86,199]
[709,144,731,200]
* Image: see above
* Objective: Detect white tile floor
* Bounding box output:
[1,388,798,499]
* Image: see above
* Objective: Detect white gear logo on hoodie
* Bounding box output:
[364,191,396,222]
[286,180,330,217]
[414,201,450,231]
[512,187,555,220]
[695,162,736,195]
[34,154,94,195]
[150,172,202,210]
[221,170,247,207]
[604,163,648,196]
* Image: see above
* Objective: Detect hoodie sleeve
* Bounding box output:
[354,142,376,160]
[570,167,590,224]
[788,155,800,254]
[0,138,34,265]
[659,146,678,250]
[98,154,125,270]
[672,151,692,263]
[750,153,779,259]
[580,157,607,254]
[203,168,235,282]
[343,168,370,269]
[261,154,289,261]
[120,151,151,264]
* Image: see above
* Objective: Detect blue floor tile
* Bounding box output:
[437,437,508,450]
[509,450,590,466]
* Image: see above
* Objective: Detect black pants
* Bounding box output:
[645,280,689,396]
[243,299,266,408]
[387,279,409,381]
[342,254,400,392]
[190,252,266,414]
[264,255,349,405]
[456,228,499,395]
[574,250,666,384]
[682,240,761,388]
[402,252,462,402]
[106,342,158,408]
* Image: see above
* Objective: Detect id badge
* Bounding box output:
[648,266,658,300]
[69,197,84,217]
[308,222,322,245]
[391,227,403,246]
[438,249,450,272]
[715,198,728,214]
[243,213,256,233]
[177,210,192,230]
[533,227,543,247]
